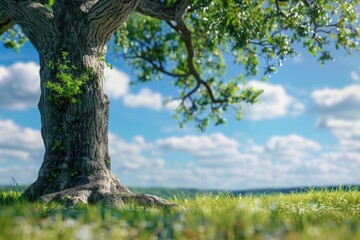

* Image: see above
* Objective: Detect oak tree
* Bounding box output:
[0,0,359,206]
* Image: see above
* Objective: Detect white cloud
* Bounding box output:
[312,85,360,151]
[93,67,179,111]
[0,119,43,183]
[109,133,165,171]
[118,81,304,117]
[0,62,40,110]
[243,81,305,120]
[123,88,163,110]
[321,152,360,170]
[0,127,280,187]
[0,119,43,154]
[316,118,360,139]
[0,125,357,189]
[311,85,360,119]
[145,133,344,189]
[155,133,240,160]
[317,118,360,151]
[0,149,33,162]
[265,134,322,161]
[104,68,130,98]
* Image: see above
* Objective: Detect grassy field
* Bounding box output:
[1,187,360,239]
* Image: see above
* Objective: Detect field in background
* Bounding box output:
[131,185,360,199]
[1,187,360,239]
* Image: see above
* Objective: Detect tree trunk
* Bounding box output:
[17,0,177,208]
[23,44,118,200]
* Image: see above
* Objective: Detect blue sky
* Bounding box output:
[0,38,360,190]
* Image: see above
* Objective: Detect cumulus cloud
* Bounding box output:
[265,134,322,161]
[316,118,360,139]
[99,67,179,111]
[0,124,357,189]
[0,119,43,159]
[321,152,360,171]
[316,118,360,151]
[312,85,360,151]
[145,133,348,189]
[155,133,239,154]
[109,133,165,171]
[243,81,305,120]
[155,133,241,161]
[101,68,181,111]
[312,85,360,119]
[0,119,43,183]
[121,88,181,111]
[123,88,163,110]
[0,62,40,110]
[104,67,130,99]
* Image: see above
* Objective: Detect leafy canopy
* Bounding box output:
[2,0,360,131]
[113,0,360,131]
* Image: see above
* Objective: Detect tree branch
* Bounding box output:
[172,2,227,110]
[133,0,225,110]
[136,0,190,21]
[136,0,176,20]
[87,0,141,45]
[0,0,55,52]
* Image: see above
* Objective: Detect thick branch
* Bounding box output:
[0,0,55,52]
[172,4,227,110]
[132,0,223,110]
[136,0,177,20]
[136,0,189,21]
[136,0,226,110]
[87,0,141,44]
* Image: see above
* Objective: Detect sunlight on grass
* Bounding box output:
[0,188,359,239]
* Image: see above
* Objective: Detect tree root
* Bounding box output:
[36,184,181,209]
[23,175,182,209]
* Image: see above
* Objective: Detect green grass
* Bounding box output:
[1,188,360,239]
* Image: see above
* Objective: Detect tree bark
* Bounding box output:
[1,0,178,208]
[23,44,130,203]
